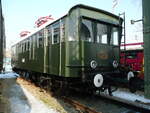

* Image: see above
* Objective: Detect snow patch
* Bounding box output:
[113,90,150,103]
[22,87,59,113]
[0,72,19,79]
[9,97,30,113]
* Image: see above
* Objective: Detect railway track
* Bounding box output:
[62,96,101,113]
[18,77,150,113]
[96,91,150,112]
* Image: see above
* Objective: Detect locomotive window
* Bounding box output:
[110,27,119,45]
[81,19,93,42]
[127,52,137,59]
[96,23,108,44]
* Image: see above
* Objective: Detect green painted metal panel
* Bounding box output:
[65,41,80,77]
[143,0,150,98]
[60,42,66,76]
[82,42,120,67]
[50,44,60,75]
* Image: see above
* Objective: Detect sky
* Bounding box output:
[1,0,142,49]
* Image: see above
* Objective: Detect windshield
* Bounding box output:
[81,19,94,42]
[80,18,119,45]
[110,27,119,45]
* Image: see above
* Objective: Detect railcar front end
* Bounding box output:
[65,5,125,92]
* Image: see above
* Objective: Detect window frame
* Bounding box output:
[52,22,60,44]
[80,18,94,42]
[80,16,121,45]
[37,29,44,48]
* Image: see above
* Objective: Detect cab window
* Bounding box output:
[96,23,108,44]
[81,19,94,42]
[110,27,119,45]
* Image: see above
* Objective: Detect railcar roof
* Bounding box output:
[69,4,123,21]
[11,14,67,47]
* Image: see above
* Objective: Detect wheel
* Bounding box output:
[93,74,104,88]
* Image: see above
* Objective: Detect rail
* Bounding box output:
[62,96,101,113]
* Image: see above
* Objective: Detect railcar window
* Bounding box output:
[19,44,21,53]
[29,37,32,51]
[17,45,19,53]
[23,42,25,52]
[96,23,108,44]
[60,21,65,42]
[44,28,48,46]
[25,41,27,51]
[110,27,119,45]
[81,19,93,42]
[39,38,43,47]
[47,26,51,45]
[68,16,77,41]
[54,34,58,43]
[21,43,24,53]
[52,24,60,44]
[33,35,36,48]
[27,39,30,51]
[37,30,44,47]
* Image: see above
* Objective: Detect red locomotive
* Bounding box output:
[120,42,144,92]
[120,49,144,78]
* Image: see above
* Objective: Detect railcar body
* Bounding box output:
[12,4,126,92]
[0,1,5,72]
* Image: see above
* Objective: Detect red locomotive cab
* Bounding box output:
[120,49,144,80]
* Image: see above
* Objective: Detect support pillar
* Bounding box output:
[143,0,150,98]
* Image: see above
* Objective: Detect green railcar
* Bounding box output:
[12,4,126,92]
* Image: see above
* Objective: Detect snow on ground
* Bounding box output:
[113,89,150,103]
[0,72,59,113]
[0,72,19,78]
[99,88,150,110]
[21,87,59,113]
